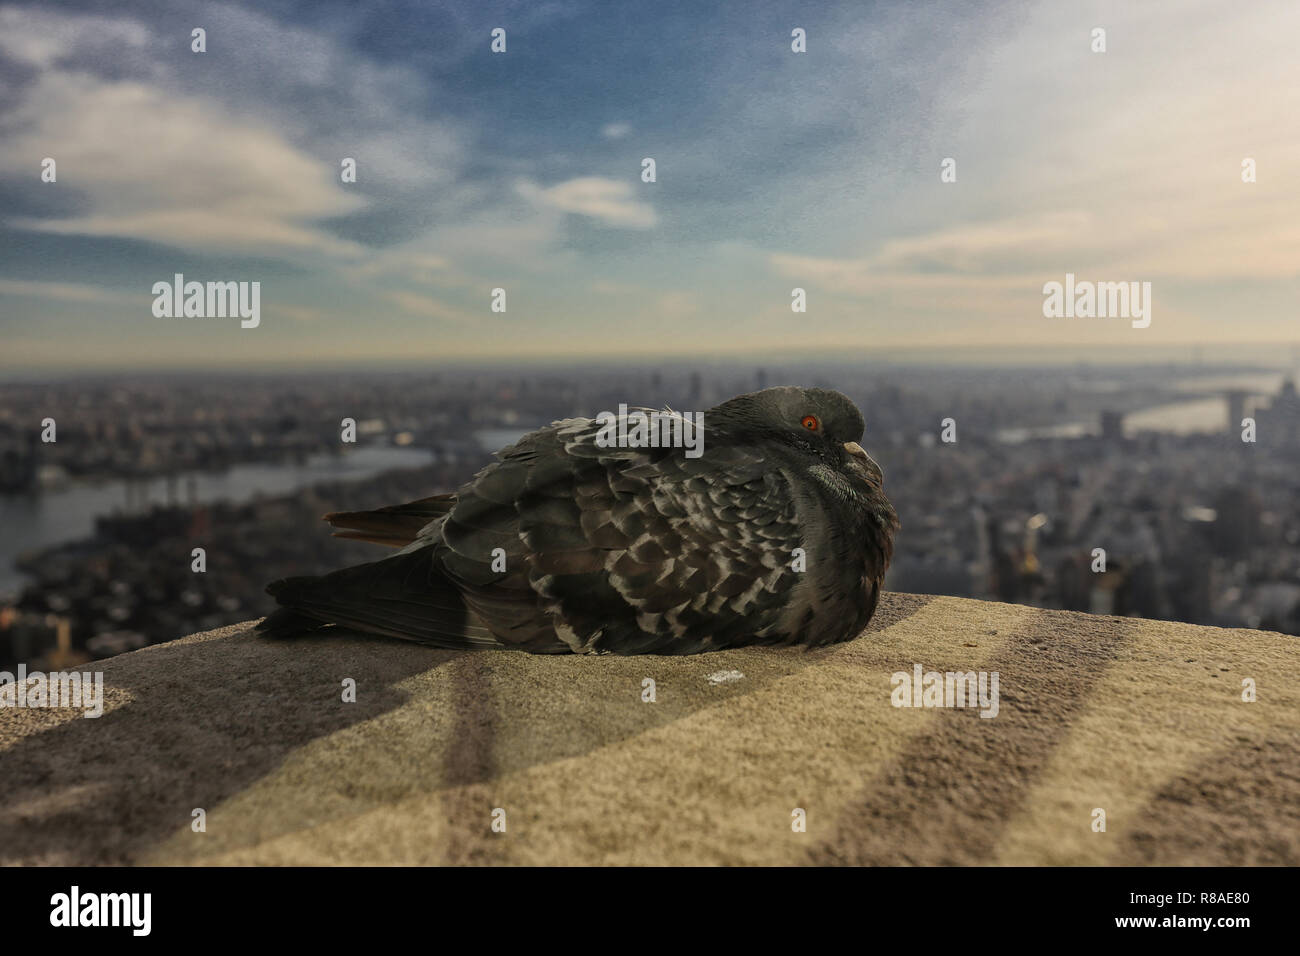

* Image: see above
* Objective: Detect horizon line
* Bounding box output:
[5,341,1300,380]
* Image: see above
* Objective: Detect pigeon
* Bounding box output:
[257,386,898,655]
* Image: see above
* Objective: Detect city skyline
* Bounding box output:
[2,0,1299,372]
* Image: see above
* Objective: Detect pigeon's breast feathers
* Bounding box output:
[709,386,898,583]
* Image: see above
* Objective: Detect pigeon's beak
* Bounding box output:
[844,442,884,486]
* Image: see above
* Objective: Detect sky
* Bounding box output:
[0,0,1298,372]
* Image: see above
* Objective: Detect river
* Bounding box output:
[0,445,433,596]
[997,372,1291,443]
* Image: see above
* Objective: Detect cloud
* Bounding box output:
[0,5,472,265]
[657,291,699,319]
[345,252,452,285]
[601,122,631,140]
[277,305,326,324]
[0,10,373,260]
[766,212,1095,300]
[0,6,149,68]
[516,177,656,229]
[2,73,367,257]
[869,213,1094,274]
[380,290,481,325]
[589,279,643,296]
[0,278,141,304]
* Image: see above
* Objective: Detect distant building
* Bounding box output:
[1100,409,1124,442]
[1226,389,1248,434]
[1211,487,1262,556]
[0,607,61,670]
[0,429,38,493]
[1257,378,1300,447]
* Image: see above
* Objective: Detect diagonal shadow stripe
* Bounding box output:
[0,624,463,865]
[437,654,501,863]
[1118,729,1300,865]
[806,608,1142,865]
[411,592,941,791]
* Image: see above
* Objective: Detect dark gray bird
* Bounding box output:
[257,386,898,654]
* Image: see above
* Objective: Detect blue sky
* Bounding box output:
[1,0,1298,370]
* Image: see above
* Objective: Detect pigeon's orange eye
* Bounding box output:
[801,415,820,431]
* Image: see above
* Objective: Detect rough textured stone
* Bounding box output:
[1,592,1295,865]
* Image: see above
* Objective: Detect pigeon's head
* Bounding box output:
[711,386,885,488]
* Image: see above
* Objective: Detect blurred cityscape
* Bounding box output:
[3,360,1299,670]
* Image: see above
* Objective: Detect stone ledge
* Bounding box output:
[1,593,1296,865]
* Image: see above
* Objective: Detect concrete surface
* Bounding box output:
[1,593,1296,865]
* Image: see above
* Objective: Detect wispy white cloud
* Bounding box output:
[0,6,149,68]
[0,5,478,265]
[0,18,366,259]
[380,290,481,325]
[516,177,656,229]
[0,278,142,304]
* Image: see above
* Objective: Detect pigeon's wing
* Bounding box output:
[439,416,806,654]
[431,424,586,651]
[260,546,507,649]
[324,494,457,547]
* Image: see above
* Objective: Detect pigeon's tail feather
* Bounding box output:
[323,494,456,548]
[257,605,330,639]
[257,547,505,650]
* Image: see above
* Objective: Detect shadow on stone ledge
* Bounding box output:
[1,592,1295,865]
